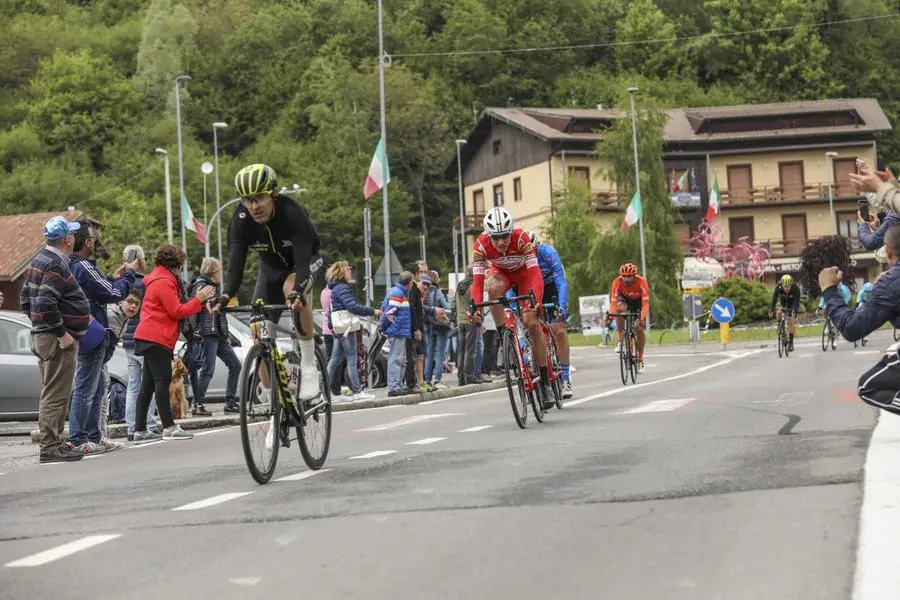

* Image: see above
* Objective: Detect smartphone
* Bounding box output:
[859,198,871,222]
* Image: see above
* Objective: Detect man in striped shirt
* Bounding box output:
[20,216,91,463]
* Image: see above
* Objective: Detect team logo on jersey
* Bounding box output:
[249,242,268,254]
[239,212,246,219]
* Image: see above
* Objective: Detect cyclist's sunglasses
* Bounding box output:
[240,194,273,207]
[489,233,511,240]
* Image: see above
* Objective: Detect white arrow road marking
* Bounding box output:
[5,535,122,568]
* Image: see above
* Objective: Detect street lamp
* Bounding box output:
[201,161,214,258]
[826,151,839,235]
[455,139,468,272]
[212,121,228,266]
[627,86,650,332]
[154,148,173,244]
[174,74,192,283]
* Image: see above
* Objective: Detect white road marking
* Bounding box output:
[230,577,262,586]
[129,441,164,449]
[419,389,503,405]
[615,398,696,414]
[853,413,900,599]
[564,349,765,408]
[459,425,494,433]
[171,492,252,511]
[5,534,122,568]
[350,450,396,460]
[354,413,462,432]
[274,468,332,482]
[195,426,238,436]
[406,437,446,445]
[855,351,882,355]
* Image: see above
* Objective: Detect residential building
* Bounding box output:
[450,98,891,284]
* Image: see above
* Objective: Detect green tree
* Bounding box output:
[700,276,770,326]
[26,48,141,168]
[594,95,684,326]
[134,0,198,106]
[615,0,688,80]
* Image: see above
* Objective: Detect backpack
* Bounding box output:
[107,378,126,423]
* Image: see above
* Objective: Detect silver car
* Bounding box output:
[0,310,130,421]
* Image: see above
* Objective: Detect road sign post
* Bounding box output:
[711,297,735,348]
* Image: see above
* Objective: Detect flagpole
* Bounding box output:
[377,0,391,288]
[628,87,649,332]
[175,74,191,284]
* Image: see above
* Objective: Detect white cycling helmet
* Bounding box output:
[527,230,539,245]
[483,207,514,236]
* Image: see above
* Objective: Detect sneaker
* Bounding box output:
[223,402,239,414]
[40,444,84,463]
[352,391,375,401]
[127,433,134,442]
[542,385,555,410]
[298,370,320,401]
[421,383,434,392]
[637,361,645,374]
[615,341,622,353]
[76,441,106,455]
[432,382,448,390]
[133,430,163,444]
[192,404,212,417]
[162,425,193,440]
[562,381,573,399]
[99,438,123,453]
[388,389,409,397]
[264,416,276,450]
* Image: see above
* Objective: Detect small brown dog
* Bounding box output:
[170,357,190,420]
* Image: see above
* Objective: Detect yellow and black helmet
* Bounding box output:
[234,163,278,197]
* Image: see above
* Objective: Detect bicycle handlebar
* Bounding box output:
[223,296,306,337]
[470,290,538,314]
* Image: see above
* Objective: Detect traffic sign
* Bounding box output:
[711,297,735,324]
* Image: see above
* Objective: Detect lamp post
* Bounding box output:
[455,139,468,272]
[174,74,192,283]
[154,148,173,244]
[201,162,214,258]
[826,151,839,235]
[627,86,650,332]
[376,0,392,287]
[212,121,228,266]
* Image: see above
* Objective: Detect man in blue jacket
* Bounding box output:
[822,224,900,415]
[380,271,414,396]
[858,210,900,251]
[530,232,574,398]
[68,222,141,453]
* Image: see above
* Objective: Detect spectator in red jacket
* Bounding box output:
[132,245,216,443]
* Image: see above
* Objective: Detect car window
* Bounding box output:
[0,318,30,355]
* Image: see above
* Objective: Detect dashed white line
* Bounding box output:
[459,425,494,433]
[564,350,764,408]
[5,534,122,568]
[406,437,446,445]
[274,468,332,482]
[195,426,238,436]
[230,577,262,586]
[350,450,396,460]
[615,398,696,414]
[171,492,252,511]
[354,413,462,432]
[419,388,504,405]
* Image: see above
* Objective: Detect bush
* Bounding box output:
[699,276,770,326]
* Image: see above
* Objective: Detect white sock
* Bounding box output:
[298,339,316,371]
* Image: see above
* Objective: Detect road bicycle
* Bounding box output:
[610,312,639,384]
[472,291,547,429]
[821,316,837,352]
[224,299,332,484]
[776,310,792,358]
[539,302,565,410]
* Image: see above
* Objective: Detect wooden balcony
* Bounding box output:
[683,236,870,258]
[455,212,487,234]
[720,182,862,207]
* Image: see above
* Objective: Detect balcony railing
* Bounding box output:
[456,212,487,234]
[682,236,870,258]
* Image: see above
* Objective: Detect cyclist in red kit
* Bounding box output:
[470,207,554,409]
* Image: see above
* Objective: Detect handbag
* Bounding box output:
[331,309,362,335]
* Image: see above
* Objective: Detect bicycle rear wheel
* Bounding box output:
[778,321,786,358]
[627,332,638,383]
[618,336,629,385]
[821,321,829,352]
[522,332,545,423]
[547,330,564,409]
[502,328,528,429]
[239,344,281,485]
[296,344,332,470]
[830,326,837,351]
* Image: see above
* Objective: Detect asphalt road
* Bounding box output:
[0,333,885,599]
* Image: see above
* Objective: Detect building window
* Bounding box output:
[493,183,504,207]
[836,210,859,240]
[728,216,754,244]
[833,158,858,197]
[568,166,590,187]
[513,177,522,202]
[781,213,808,256]
[473,189,485,215]
[726,165,753,203]
[492,140,502,155]
[778,161,805,201]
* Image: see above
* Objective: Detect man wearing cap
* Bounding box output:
[20,216,91,463]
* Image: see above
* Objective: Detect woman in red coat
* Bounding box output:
[133,245,215,443]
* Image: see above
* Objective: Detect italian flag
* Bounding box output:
[675,170,689,192]
[181,193,207,244]
[620,191,642,230]
[706,176,720,222]
[364,137,390,200]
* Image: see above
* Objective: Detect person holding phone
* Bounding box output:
[853,159,900,251]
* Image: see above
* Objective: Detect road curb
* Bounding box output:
[29,380,508,443]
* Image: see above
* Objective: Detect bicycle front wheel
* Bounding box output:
[239,343,281,485]
[522,332,545,423]
[502,328,528,429]
[821,321,829,352]
[547,330,564,410]
[627,332,638,383]
[296,344,333,470]
[778,321,786,358]
[618,336,629,385]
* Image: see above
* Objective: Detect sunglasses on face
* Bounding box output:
[490,233,511,241]
[240,195,270,207]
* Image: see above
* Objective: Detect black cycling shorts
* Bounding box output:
[617,296,643,317]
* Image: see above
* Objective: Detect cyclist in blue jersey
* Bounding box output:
[528,232,573,398]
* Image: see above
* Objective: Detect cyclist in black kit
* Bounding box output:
[770,274,802,351]
[214,163,322,400]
